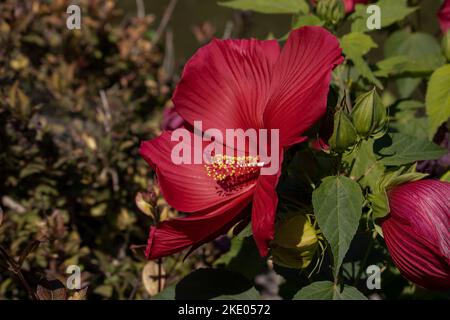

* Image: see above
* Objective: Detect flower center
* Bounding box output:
[205,154,261,193]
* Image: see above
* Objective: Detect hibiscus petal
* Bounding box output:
[146,192,252,259]
[173,38,280,135]
[388,180,450,260]
[264,26,343,146]
[140,131,256,212]
[438,0,450,34]
[383,218,450,291]
[251,153,284,256]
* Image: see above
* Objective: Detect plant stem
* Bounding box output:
[354,232,376,287]
[15,270,36,300]
[157,258,162,293]
[336,153,343,175]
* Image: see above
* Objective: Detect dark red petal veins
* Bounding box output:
[264,26,343,146]
[382,180,450,290]
[145,192,252,259]
[382,218,450,291]
[173,38,280,135]
[251,152,284,257]
[140,131,256,212]
[388,180,450,260]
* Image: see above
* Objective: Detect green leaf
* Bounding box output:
[397,78,422,99]
[441,171,450,182]
[375,164,423,190]
[374,133,447,166]
[213,287,260,300]
[350,0,417,32]
[384,30,445,98]
[387,172,428,187]
[214,237,244,266]
[344,139,385,191]
[390,100,429,139]
[224,237,266,280]
[213,236,266,282]
[375,55,437,77]
[280,14,324,40]
[396,100,423,111]
[173,268,255,300]
[426,64,450,139]
[157,284,260,301]
[340,33,382,88]
[369,165,427,219]
[293,281,367,300]
[312,176,364,276]
[375,55,413,77]
[152,285,176,300]
[392,117,428,139]
[375,0,417,27]
[292,13,323,28]
[385,30,445,72]
[219,0,308,14]
[368,190,390,219]
[341,32,377,64]
[236,223,252,239]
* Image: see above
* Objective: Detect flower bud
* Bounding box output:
[316,0,345,25]
[272,215,319,269]
[382,180,450,291]
[328,109,357,152]
[442,30,450,61]
[351,88,387,138]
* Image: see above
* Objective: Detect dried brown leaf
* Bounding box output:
[135,192,155,219]
[68,287,88,300]
[142,261,165,296]
[36,278,67,300]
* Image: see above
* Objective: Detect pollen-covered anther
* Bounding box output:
[205,155,261,191]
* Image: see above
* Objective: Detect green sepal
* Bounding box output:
[368,164,428,220]
[368,190,390,220]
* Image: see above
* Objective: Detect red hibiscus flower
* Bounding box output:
[381,180,450,291]
[140,27,343,260]
[310,0,369,13]
[343,0,369,13]
[438,0,450,33]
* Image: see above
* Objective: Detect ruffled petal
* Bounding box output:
[251,153,284,256]
[263,27,343,146]
[146,192,252,259]
[140,131,256,212]
[173,38,280,135]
